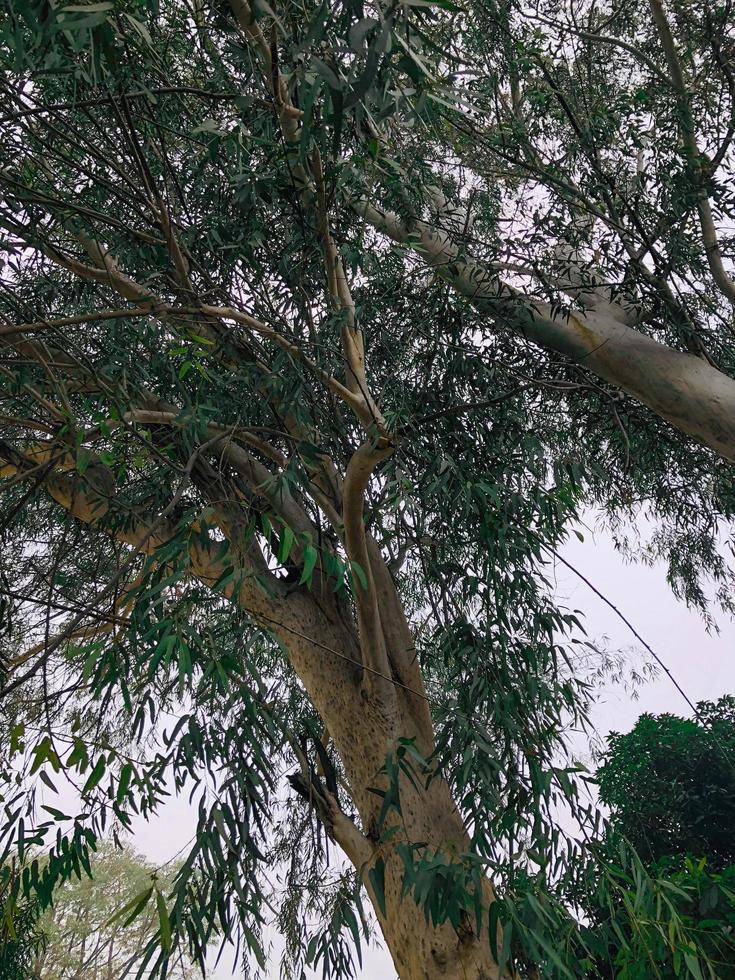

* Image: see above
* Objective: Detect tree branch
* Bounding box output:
[0,308,152,337]
[197,303,375,426]
[361,199,735,462]
[649,0,735,308]
[342,439,394,696]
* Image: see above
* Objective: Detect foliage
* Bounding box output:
[0,874,46,980]
[565,852,735,980]
[597,696,735,871]
[0,0,734,977]
[569,699,735,979]
[31,841,201,980]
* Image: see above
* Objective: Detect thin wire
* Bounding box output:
[535,530,735,778]
[252,611,431,704]
[257,539,735,783]
[534,532,697,714]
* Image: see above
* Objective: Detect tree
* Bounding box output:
[597,696,735,871]
[574,699,735,979]
[0,876,46,980]
[31,842,200,979]
[1,1,735,978]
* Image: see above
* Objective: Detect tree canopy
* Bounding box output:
[598,696,735,872]
[581,699,735,979]
[34,842,201,979]
[0,880,45,980]
[2,843,201,979]
[1,0,735,978]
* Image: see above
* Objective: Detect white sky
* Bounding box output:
[122,518,735,979]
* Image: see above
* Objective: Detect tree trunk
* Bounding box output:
[364,755,501,980]
[277,589,502,980]
[325,681,500,980]
[7,415,505,979]
[343,693,498,980]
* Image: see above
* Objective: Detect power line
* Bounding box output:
[538,531,735,779]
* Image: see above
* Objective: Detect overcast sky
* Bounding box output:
[123,517,735,979]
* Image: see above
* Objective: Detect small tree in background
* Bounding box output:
[0,880,46,980]
[598,696,735,871]
[31,842,201,980]
[572,699,735,979]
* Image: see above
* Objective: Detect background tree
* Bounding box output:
[597,696,735,871]
[571,699,735,979]
[1,1,735,978]
[31,842,200,980]
[0,875,46,980]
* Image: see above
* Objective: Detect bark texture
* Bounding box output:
[0,452,502,978]
[267,567,502,980]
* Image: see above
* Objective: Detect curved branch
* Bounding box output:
[229,0,311,192]
[287,762,373,870]
[342,439,394,695]
[0,308,149,337]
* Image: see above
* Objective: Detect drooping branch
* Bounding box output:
[44,237,161,308]
[1,323,348,596]
[0,442,169,552]
[8,571,140,671]
[0,439,280,617]
[0,428,364,715]
[214,440,320,547]
[10,226,376,430]
[220,17,399,696]
[311,147,377,414]
[0,309,151,337]
[287,743,373,871]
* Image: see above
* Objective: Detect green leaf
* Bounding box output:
[82,755,106,794]
[350,560,368,591]
[105,886,153,929]
[40,805,72,821]
[242,923,266,968]
[684,953,705,980]
[38,769,58,794]
[299,544,318,586]
[30,736,61,775]
[67,737,89,771]
[9,723,25,755]
[116,762,133,803]
[368,858,386,917]
[76,449,92,475]
[156,888,172,952]
[278,525,295,564]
